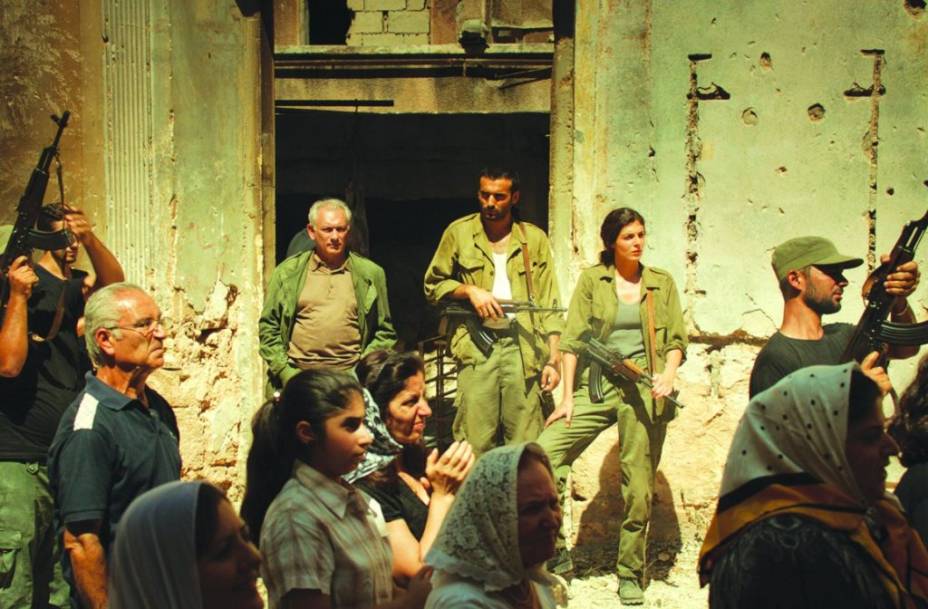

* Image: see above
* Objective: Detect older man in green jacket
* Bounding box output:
[424,168,563,456]
[259,199,396,389]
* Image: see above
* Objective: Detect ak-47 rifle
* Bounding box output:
[840,209,928,365]
[585,337,686,410]
[1,111,73,287]
[439,299,566,357]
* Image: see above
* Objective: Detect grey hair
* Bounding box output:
[84,282,148,367]
[307,198,352,228]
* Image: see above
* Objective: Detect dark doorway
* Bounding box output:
[307,0,353,44]
[275,110,550,346]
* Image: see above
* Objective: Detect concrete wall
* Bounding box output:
[0,1,96,222]
[101,0,267,498]
[555,0,928,570]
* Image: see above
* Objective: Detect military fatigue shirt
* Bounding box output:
[423,213,563,378]
[563,263,687,381]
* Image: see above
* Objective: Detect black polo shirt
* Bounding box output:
[48,372,181,554]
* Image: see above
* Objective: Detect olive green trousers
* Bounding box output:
[536,370,668,582]
[0,461,70,609]
[453,336,543,456]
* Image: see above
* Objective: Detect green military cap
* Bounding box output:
[771,236,863,282]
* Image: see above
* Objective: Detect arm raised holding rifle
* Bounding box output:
[535,208,687,597]
[748,213,923,400]
[0,110,124,609]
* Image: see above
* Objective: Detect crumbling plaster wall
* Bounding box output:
[101,0,266,500]
[557,0,928,569]
[0,0,268,502]
[0,1,96,221]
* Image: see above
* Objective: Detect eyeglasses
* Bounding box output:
[110,317,174,337]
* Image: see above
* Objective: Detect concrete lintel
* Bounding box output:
[275,42,554,57]
[275,50,552,82]
[274,75,551,114]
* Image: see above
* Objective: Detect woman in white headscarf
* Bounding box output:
[108,480,263,609]
[425,442,567,609]
[699,364,928,609]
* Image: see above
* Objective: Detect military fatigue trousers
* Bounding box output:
[536,366,668,583]
[453,335,543,456]
[0,461,70,609]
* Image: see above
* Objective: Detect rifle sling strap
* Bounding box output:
[516,221,540,340]
[517,222,534,301]
[31,280,67,343]
[646,289,660,418]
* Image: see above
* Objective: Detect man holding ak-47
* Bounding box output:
[424,168,563,456]
[0,204,123,609]
[749,234,920,398]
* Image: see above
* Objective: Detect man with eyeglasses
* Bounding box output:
[749,236,920,398]
[0,204,123,609]
[48,283,181,609]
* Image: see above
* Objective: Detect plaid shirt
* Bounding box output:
[261,462,394,609]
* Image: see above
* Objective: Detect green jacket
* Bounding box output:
[423,213,563,377]
[258,251,397,388]
[563,263,687,379]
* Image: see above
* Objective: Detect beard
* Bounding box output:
[803,283,841,315]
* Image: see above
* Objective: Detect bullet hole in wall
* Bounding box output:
[807,104,825,121]
[905,0,926,17]
[741,108,759,125]
[760,52,772,69]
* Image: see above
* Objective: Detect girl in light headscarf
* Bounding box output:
[109,480,262,609]
[699,364,928,609]
[425,442,567,609]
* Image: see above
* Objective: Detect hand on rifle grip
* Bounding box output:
[881,256,919,299]
[465,286,504,319]
[7,256,38,300]
[650,369,676,400]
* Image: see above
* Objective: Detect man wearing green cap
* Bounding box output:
[749,235,920,397]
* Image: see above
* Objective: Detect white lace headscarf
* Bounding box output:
[109,480,204,609]
[425,442,551,591]
[721,363,867,503]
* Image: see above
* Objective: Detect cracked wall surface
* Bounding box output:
[557,0,928,571]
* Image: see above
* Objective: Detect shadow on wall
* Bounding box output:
[573,441,682,581]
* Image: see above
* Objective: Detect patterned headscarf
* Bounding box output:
[343,388,403,484]
[109,480,204,609]
[700,364,928,606]
[720,363,866,503]
[426,442,551,591]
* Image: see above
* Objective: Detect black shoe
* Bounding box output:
[547,547,574,579]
